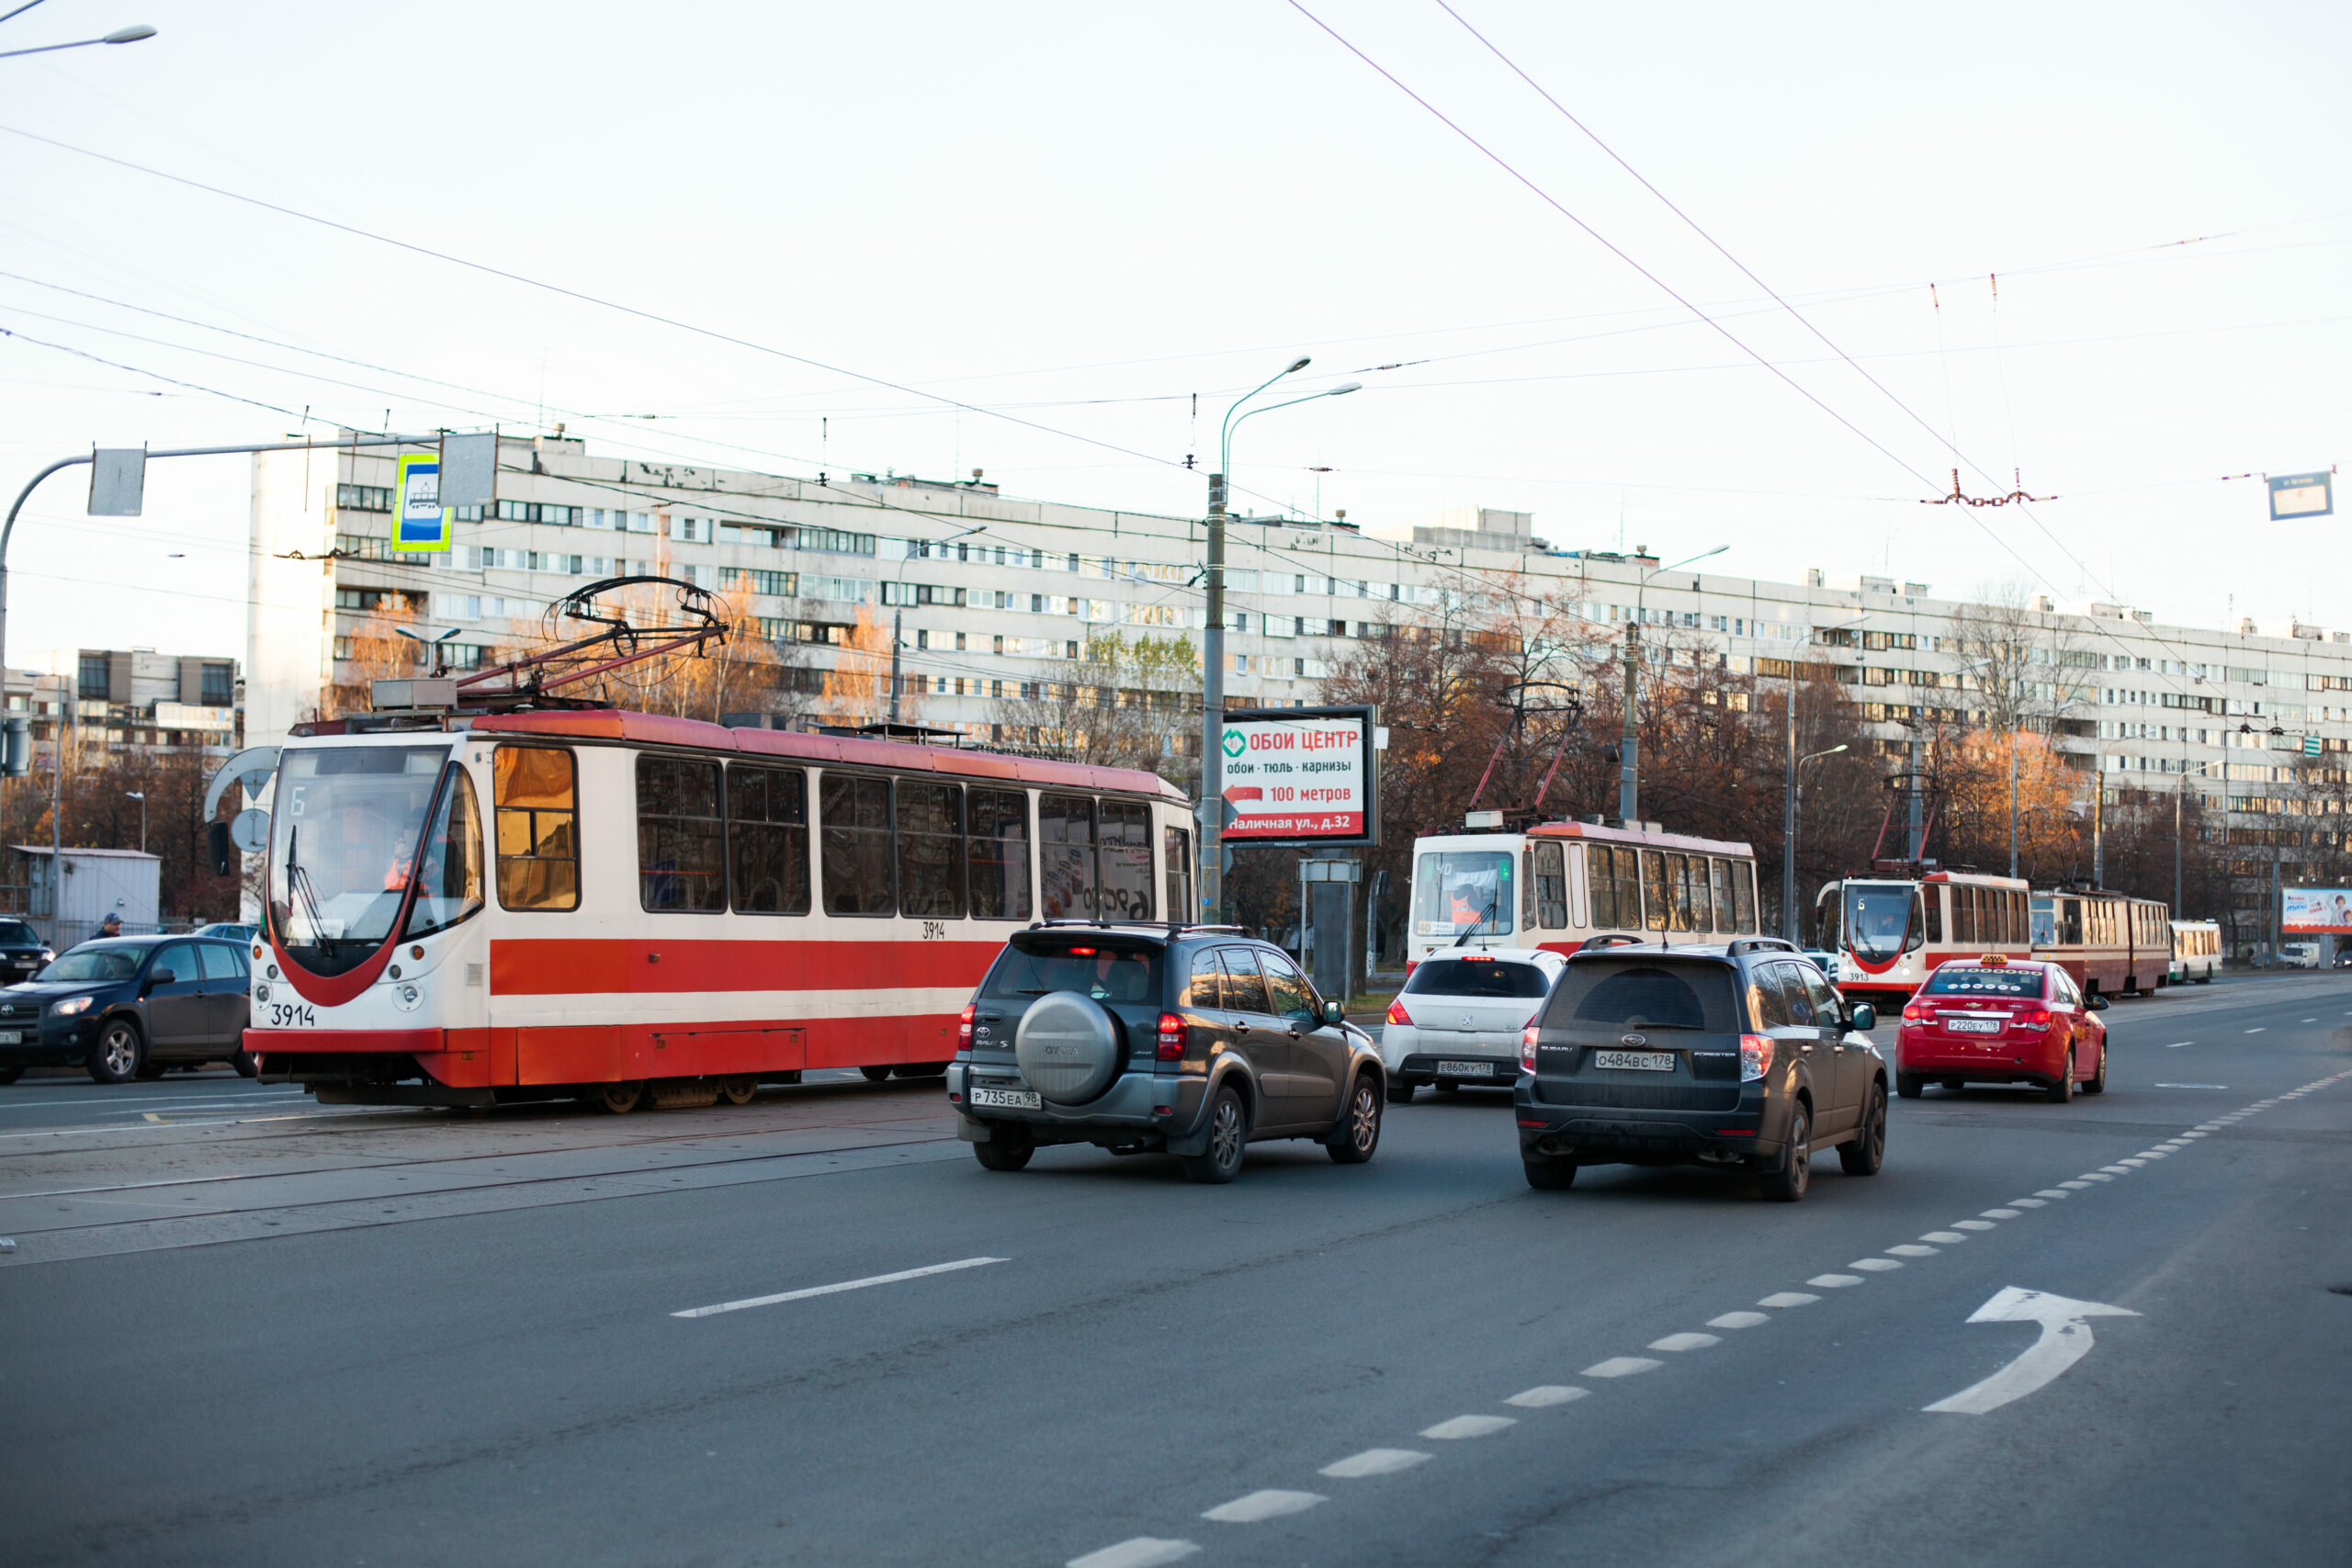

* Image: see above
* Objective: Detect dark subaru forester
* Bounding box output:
[947,923,1386,1184]
[1514,939,1885,1201]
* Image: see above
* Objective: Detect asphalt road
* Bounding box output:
[1,974,2346,1567]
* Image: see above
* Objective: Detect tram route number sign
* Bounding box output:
[2268,470,2333,522]
[1216,705,1379,846]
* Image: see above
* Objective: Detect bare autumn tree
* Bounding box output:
[814,603,892,728]
[313,594,425,719]
[988,631,1200,784]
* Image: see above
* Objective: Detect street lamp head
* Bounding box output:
[1286,357,1311,374]
[103,24,154,42]
[124,790,142,800]
[1326,382,1363,397]
[1827,744,1848,756]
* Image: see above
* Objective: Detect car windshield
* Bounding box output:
[1843,883,1918,959]
[1412,851,1514,939]
[1923,966,2042,998]
[0,920,38,945]
[1404,957,1550,998]
[42,945,149,983]
[266,744,453,976]
[1548,960,1739,1032]
[981,944,1162,1004]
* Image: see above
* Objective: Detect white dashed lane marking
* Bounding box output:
[1883,1245,1936,1258]
[1582,1357,1664,1378]
[1069,1539,1199,1568]
[2164,1041,2192,1048]
[1707,1311,1771,1329]
[1809,1273,1864,1288]
[2245,1027,2266,1034]
[1852,1258,1905,1271]
[1759,1292,1819,1308]
[1954,1218,1999,1229]
[1420,1415,1516,1439]
[1984,1207,2025,1217]
[1319,1449,1430,1479]
[1647,1333,1720,1352]
[1505,1385,1588,1408]
[1202,1491,1324,1524]
[1921,1231,1968,1243]
[672,1257,1007,1319]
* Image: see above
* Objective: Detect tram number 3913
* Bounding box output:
[264,999,317,1029]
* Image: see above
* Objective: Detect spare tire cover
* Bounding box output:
[1014,990,1125,1104]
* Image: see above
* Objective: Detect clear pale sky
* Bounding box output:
[2,0,2346,671]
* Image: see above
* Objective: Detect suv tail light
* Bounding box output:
[1520,1023,1540,1074]
[1740,1033,1774,1082]
[1385,998,1414,1027]
[956,1002,976,1054]
[1156,1011,1185,1061]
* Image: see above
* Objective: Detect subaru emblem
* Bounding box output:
[1620,1032,1646,1047]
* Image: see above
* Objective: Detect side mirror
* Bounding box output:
[1848,1002,1876,1032]
[2088,995,2109,1011]
[1321,999,1345,1025]
[147,967,177,987]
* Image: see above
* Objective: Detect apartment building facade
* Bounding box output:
[6,649,242,757]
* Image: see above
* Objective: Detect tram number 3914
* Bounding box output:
[921,921,948,941]
[264,999,317,1029]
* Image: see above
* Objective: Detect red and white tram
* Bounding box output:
[244,709,1195,1110]
[1408,818,1765,969]
[1815,871,2032,1003]
[2030,888,2172,998]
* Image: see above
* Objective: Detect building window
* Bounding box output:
[896,780,966,919]
[492,747,579,910]
[334,483,393,512]
[636,754,725,912]
[77,652,109,700]
[819,773,895,916]
[199,663,234,705]
[727,764,809,915]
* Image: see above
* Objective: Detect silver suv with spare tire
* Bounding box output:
[946,924,1387,1183]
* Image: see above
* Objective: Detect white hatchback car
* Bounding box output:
[1380,947,1566,1101]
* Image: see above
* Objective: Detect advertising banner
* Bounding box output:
[1217,705,1378,845]
[2281,888,2352,933]
[390,451,448,552]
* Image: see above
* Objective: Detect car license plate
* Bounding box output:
[1593,1050,1674,1072]
[0,1030,17,1044]
[1947,1018,2002,1034]
[968,1086,1041,1111]
[1436,1060,1494,1077]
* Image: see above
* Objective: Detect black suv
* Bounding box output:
[1515,939,1884,1201]
[947,924,1387,1183]
[0,936,256,1085]
[0,919,53,987]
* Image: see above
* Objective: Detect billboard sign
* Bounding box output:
[2268,470,2333,521]
[391,452,448,552]
[2281,887,2352,932]
[1217,705,1378,845]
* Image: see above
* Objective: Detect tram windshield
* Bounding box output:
[1412,851,1514,939]
[1842,882,1921,959]
[267,745,453,976]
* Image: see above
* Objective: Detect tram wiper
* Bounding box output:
[286,826,334,956]
[1452,897,1499,948]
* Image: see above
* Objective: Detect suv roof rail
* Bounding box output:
[1725,937,1798,956]
[1023,919,1247,936]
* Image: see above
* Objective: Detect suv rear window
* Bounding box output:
[1547,960,1740,1032]
[980,943,1162,1004]
[1405,958,1550,998]
[1921,966,2041,998]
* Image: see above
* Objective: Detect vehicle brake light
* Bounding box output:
[1386,998,1414,1027]
[1156,1011,1185,1061]
[1462,954,1496,962]
[956,1002,976,1054]
[2021,1008,2052,1028]
[1068,946,1097,956]
[1740,1033,1774,1082]
[1901,1003,1926,1022]
[1520,1024,1540,1075]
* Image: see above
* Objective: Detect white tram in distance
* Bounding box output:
[1814,870,2032,1004]
[244,708,1197,1111]
[1407,818,1766,970]
[2169,919,2221,985]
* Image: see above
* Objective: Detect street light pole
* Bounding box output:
[1198,360,1360,922]
[124,789,144,854]
[1617,544,1727,823]
[0,22,154,60]
[1786,745,1846,942]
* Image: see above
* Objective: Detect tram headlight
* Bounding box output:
[254,983,270,1004]
[392,983,422,1013]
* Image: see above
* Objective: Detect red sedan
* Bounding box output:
[1895,955,2109,1102]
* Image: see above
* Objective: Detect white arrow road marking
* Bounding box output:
[1925,1286,2139,1415]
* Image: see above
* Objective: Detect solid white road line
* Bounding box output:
[672,1256,1006,1318]
[1505,1385,1589,1408]
[1647,1333,1720,1352]
[1581,1357,1663,1378]
[1706,1311,1770,1329]
[1420,1415,1516,1439]
[1069,1538,1199,1568]
[1319,1449,1430,1479]
[1758,1292,1819,1308]
[1202,1490,1323,1524]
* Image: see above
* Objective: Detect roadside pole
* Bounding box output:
[1199,471,1226,920]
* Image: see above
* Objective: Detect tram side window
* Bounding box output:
[967,789,1033,919]
[1164,825,1194,923]
[1666,853,1701,931]
[1589,845,1634,930]
[1732,861,1756,933]
[820,773,895,917]
[1099,800,1154,920]
[406,764,485,938]
[1534,842,1567,929]
[1641,850,1668,931]
[492,747,579,911]
[637,755,725,912]
[1954,886,1974,945]
[2060,900,2083,946]
[898,780,967,919]
[1040,794,1097,919]
[727,764,809,915]
[1705,857,1729,933]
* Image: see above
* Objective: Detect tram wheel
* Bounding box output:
[586,1080,645,1114]
[718,1078,757,1106]
[858,1066,896,1084]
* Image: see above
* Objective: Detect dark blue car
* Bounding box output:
[0,936,254,1085]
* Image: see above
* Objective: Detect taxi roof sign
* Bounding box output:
[1979,953,2009,965]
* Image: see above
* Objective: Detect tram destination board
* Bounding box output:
[1216,704,1379,846]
